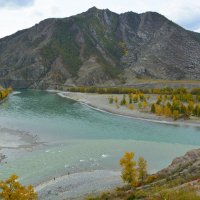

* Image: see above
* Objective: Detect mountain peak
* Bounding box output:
[87,6,98,12]
[86,6,113,14]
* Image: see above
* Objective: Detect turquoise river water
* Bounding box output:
[0,90,200,185]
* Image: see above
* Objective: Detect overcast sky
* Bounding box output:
[0,0,199,38]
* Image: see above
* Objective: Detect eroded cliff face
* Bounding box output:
[0,7,200,89]
[157,148,200,178]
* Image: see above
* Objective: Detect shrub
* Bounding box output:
[129,104,134,110]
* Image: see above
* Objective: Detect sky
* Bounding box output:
[0,0,200,38]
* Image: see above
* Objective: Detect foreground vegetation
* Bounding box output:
[87,185,200,200]
[1,150,199,199]
[0,87,12,101]
[87,152,200,200]
[0,174,37,200]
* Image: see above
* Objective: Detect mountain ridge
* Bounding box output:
[0,7,200,89]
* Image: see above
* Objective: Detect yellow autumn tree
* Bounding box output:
[188,100,194,112]
[163,105,172,117]
[129,104,134,110]
[0,90,8,99]
[142,101,148,109]
[0,174,37,200]
[173,110,179,120]
[133,95,139,103]
[137,157,147,183]
[138,102,142,109]
[155,104,163,116]
[120,152,138,187]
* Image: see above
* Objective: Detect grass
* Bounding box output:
[86,177,200,200]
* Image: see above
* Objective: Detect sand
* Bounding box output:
[0,127,42,162]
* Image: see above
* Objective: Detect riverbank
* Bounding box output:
[55,91,200,127]
[36,170,122,200]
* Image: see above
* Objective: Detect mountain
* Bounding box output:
[0,7,200,89]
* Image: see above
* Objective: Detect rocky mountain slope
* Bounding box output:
[157,148,200,179]
[0,7,200,89]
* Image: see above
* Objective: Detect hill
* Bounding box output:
[0,7,200,89]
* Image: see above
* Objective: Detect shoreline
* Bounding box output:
[54,91,200,128]
[0,127,43,164]
[35,170,122,200]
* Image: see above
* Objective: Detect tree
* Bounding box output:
[156,95,162,105]
[108,96,114,104]
[196,95,200,102]
[138,102,142,109]
[173,110,179,120]
[155,104,163,116]
[142,101,148,109]
[188,101,194,112]
[193,104,200,117]
[151,104,156,113]
[163,105,172,117]
[129,94,133,104]
[114,96,118,104]
[129,104,134,110]
[0,174,37,200]
[120,152,138,187]
[137,157,147,183]
[164,95,167,102]
[183,106,191,119]
[133,95,138,103]
[120,95,127,105]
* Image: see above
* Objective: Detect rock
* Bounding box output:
[157,148,200,178]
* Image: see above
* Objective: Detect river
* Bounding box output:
[0,90,199,186]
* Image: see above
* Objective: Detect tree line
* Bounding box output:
[108,91,200,120]
[151,94,200,120]
[65,86,200,95]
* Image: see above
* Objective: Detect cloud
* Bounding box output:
[194,28,200,33]
[0,0,34,8]
[0,0,199,38]
[159,0,200,31]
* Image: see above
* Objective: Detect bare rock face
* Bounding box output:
[0,7,200,89]
[171,149,200,165]
[157,149,200,178]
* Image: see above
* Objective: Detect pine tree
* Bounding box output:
[151,104,156,113]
